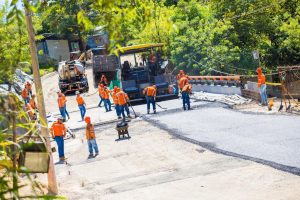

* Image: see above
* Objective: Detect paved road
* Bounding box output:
[145,102,300,173]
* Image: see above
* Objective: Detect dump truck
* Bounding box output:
[58,60,89,93]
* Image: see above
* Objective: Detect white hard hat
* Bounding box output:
[75,91,80,95]
[57,89,61,93]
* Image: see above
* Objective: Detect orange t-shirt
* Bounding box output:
[144,86,156,97]
[102,89,110,100]
[112,92,119,105]
[21,89,28,99]
[76,96,85,105]
[179,77,189,90]
[50,121,66,137]
[117,91,129,105]
[57,96,65,108]
[257,74,266,88]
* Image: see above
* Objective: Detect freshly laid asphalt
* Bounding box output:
[141,101,300,175]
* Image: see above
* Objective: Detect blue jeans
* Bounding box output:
[259,84,268,105]
[78,105,86,120]
[59,107,66,120]
[119,104,130,118]
[88,139,99,154]
[146,96,156,111]
[98,95,103,106]
[115,105,121,117]
[182,92,190,110]
[104,99,112,112]
[64,105,70,119]
[54,136,64,158]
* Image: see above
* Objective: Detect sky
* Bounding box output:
[0,0,23,8]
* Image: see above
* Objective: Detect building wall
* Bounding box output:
[46,40,70,61]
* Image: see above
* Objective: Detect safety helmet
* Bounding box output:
[84,116,91,123]
[57,89,61,93]
[75,91,80,95]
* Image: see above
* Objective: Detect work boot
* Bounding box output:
[59,156,65,161]
[154,110,156,114]
[88,154,94,158]
[118,116,122,119]
[147,110,150,114]
[95,153,99,157]
[127,115,132,118]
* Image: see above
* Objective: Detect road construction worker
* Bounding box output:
[57,90,70,120]
[98,83,104,107]
[85,116,99,158]
[101,74,108,86]
[25,81,32,97]
[102,86,112,112]
[50,116,67,161]
[76,91,86,121]
[57,92,67,121]
[29,94,37,110]
[116,88,131,119]
[21,87,29,104]
[179,76,189,92]
[111,86,121,119]
[26,103,37,120]
[182,82,192,110]
[143,85,157,114]
[257,67,268,106]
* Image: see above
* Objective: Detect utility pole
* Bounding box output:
[24,1,58,194]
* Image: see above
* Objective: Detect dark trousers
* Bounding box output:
[59,107,66,120]
[115,104,120,117]
[64,105,70,118]
[78,105,86,120]
[146,96,156,111]
[104,99,112,112]
[54,136,64,158]
[88,139,99,155]
[119,104,130,118]
[182,92,190,110]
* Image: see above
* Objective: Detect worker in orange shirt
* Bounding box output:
[85,116,99,158]
[179,76,189,92]
[29,94,37,110]
[21,87,29,104]
[181,82,192,110]
[98,83,104,107]
[25,81,32,97]
[143,85,157,114]
[116,88,131,119]
[102,86,112,112]
[50,116,67,161]
[57,92,66,121]
[257,67,268,106]
[57,90,70,120]
[111,86,121,119]
[76,91,86,120]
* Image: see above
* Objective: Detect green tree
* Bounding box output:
[170,0,240,74]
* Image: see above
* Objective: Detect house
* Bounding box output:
[37,33,81,64]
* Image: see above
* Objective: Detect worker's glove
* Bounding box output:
[154,97,156,101]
